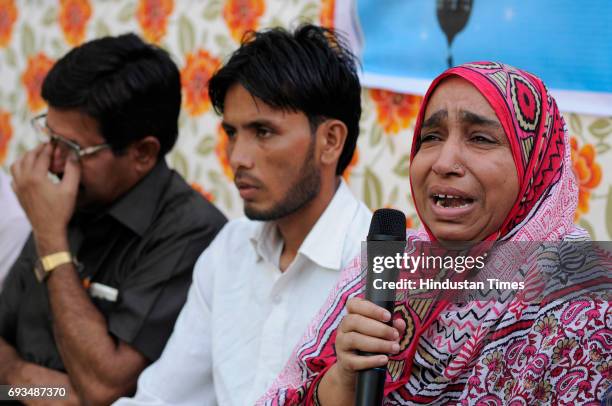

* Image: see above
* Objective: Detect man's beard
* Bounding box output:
[244,141,321,221]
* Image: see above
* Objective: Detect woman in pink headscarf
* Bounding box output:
[258,62,611,405]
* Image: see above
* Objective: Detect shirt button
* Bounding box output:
[272,294,282,304]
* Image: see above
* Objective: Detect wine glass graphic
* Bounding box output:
[437,0,474,67]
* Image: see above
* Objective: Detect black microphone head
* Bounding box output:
[368,208,406,241]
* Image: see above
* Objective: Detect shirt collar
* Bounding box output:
[107,160,173,237]
[248,179,362,270]
[298,179,361,269]
[249,221,282,264]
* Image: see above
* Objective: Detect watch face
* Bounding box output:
[33,262,48,283]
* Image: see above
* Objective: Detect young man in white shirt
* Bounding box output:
[116,24,372,405]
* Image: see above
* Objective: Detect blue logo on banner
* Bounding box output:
[358,0,612,94]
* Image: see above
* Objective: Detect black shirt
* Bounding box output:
[0,160,226,370]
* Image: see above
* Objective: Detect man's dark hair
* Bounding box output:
[208,24,361,175]
[41,33,181,156]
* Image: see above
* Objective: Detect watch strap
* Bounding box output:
[41,252,73,271]
[34,251,75,282]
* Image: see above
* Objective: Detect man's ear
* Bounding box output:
[318,119,348,168]
[130,136,160,175]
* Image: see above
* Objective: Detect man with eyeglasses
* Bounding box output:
[0,34,226,404]
[31,113,112,160]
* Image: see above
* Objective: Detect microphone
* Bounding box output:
[355,208,406,406]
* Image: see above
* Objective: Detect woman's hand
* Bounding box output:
[318,297,406,404]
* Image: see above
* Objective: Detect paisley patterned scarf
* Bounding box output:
[258,62,611,405]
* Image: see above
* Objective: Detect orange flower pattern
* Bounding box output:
[0,0,17,48]
[223,0,264,43]
[136,0,174,44]
[21,52,54,113]
[570,136,602,221]
[370,89,422,134]
[342,147,359,183]
[0,2,610,229]
[191,182,215,202]
[319,0,335,28]
[181,49,221,117]
[59,0,92,46]
[0,110,13,164]
[216,124,233,181]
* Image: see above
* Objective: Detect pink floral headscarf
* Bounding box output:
[409,62,582,242]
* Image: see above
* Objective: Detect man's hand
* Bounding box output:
[0,338,79,405]
[10,144,80,252]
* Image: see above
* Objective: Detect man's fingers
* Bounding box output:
[10,155,28,188]
[10,160,20,183]
[60,154,81,193]
[33,143,53,174]
[18,149,36,175]
[341,314,399,341]
[340,353,388,372]
[33,142,48,159]
[11,144,48,185]
[346,297,391,322]
[23,144,46,171]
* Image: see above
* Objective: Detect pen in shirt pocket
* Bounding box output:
[82,278,119,302]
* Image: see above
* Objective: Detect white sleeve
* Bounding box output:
[0,173,30,287]
[113,252,216,406]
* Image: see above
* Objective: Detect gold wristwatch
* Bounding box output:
[34,251,78,282]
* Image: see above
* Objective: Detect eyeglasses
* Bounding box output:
[31,114,111,160]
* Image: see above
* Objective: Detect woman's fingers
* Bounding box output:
[346,297,391,322]
[392,317,406,333]
[339,353,389,372]
[337,331,400,355]
[340,313,399,341]
[336,297,406,374]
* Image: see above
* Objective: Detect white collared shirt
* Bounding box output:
[115,180,371,406]
[0,171,30,289]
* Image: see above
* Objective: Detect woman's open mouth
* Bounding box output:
[428,192,477,220]
[432,194,474,209]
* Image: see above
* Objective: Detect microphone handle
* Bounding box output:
[355,366,386,406]
[355,296,395,406]
[355,240,401,406]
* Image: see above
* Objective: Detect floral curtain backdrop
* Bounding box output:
[0,0,610,239]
